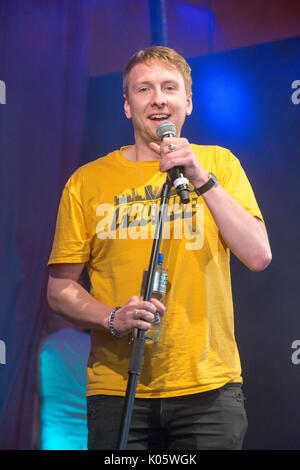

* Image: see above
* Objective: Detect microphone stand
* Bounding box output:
[117,176,172,450]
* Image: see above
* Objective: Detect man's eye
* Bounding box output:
[139,87,148,92]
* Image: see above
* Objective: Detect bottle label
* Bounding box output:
[141,269,167,298]
[153,271,167,295]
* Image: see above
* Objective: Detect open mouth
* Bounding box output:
[148,114,171,122]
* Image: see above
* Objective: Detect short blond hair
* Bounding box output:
[123,46,192,97]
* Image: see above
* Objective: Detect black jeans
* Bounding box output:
[87,383,248,450]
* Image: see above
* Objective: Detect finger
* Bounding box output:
[134,308,155,324]
[160,143,175,155]
[160,155,191,172]
[150,298,166,316]
[161,141,190,158]
[149,142,161,154]
[134,300,157,313]
[136,299,165,318]
[135,318,153,331]
[161,140,182,154]
[162,137,188,148]
[163,137,188,144]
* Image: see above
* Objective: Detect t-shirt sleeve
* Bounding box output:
[218,149,264,223]
[48,178,91,265]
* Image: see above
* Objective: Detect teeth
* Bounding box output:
[150,114,169,120]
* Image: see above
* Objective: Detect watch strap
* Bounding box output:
[195,173,218,196]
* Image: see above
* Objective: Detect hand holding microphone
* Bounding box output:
[155,121,191,204]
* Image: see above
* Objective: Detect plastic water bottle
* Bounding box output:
[142,253,168,342]
[129,253,168,344]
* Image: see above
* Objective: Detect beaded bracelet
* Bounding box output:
[108,306,122,338]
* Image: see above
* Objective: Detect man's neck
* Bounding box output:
[123,137,160,162]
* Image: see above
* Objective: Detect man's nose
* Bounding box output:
[151,87,167,107]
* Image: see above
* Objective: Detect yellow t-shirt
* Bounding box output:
[48,144,263,398]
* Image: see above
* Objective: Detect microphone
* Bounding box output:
[156,121,190,204]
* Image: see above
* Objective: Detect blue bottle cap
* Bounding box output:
[158,253,164,264]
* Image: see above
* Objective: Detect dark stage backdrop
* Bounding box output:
[80,36,300,450]
[0,1,92,450]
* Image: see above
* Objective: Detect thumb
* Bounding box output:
[149,142,161,154]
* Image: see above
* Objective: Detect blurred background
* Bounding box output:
[0,0,299,450]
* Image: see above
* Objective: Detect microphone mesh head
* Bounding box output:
[156,121,176,139]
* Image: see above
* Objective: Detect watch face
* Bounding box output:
[209,173,218,184]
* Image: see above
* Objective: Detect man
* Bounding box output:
[47,46,272,450]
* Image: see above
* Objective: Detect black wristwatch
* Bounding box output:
[194,173,218,196]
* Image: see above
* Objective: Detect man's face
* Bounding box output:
[124,61,192,145]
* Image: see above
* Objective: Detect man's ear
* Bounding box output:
[124,94,131,119]
[186,92,193,116]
